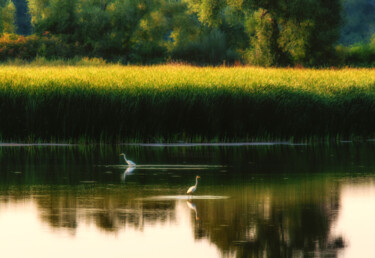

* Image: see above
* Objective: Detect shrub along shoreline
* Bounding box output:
[1,65,375,143]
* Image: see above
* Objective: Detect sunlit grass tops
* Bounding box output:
[1,64,375,142]
[1,65,375,91]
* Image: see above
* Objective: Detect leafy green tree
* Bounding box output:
[244,8,280,66]
[278,19,313,65]
[184,0,226,26]
[170,0,242,64]
[27,0,50,27]
[185,0,341,66]
[28,0,77,42]
[105,0,152,61]
[75,0,112,55]
[0,0,16,34]
[129,0,168,62]
[164,0,202,52]
[13,0,342,66]
[185,0,285,66]
[41,0,77,41]
[278,0,341,66]
[132,0,206,63]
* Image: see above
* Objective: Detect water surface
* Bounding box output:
[1,143,375,257]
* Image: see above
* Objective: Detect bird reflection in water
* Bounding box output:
[187,200,199,220]
[121,166,136,182]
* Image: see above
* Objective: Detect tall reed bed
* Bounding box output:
[1,65,375,142]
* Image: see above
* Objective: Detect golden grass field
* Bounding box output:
[1,65,375,93]
[1,64,375,142]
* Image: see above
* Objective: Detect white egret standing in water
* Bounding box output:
[120,153,136,166]
[187,176,200,196]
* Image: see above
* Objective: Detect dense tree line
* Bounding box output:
[0,0,373,66]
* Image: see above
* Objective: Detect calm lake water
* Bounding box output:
[1,143,375,257]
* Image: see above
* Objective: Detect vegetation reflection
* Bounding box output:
[0,144,366,256]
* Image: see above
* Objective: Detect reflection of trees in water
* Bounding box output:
[0,177,346,257]
[32,187,176,233]
[0,144,366,257]
[38,190,78,230]
[190,178,344,257]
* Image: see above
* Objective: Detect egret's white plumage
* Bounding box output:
[187,176,200,194]
[120,153,136,166]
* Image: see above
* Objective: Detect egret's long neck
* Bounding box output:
[123,155,128,162]
[195,178,199,187]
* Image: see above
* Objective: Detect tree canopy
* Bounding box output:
[0,0,373,66]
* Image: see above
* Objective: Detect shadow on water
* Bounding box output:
[1,143,375,256]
